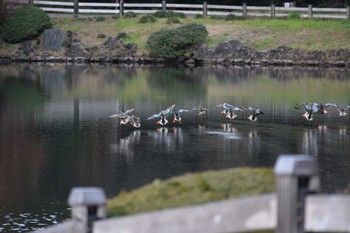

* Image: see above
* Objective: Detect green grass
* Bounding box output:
[107,167,274,217]
[2,15,350,55]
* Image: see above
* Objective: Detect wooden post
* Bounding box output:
[308,4,313,19]
[120,0,124,16]
[274,155,320,233]
[203,1,207,17]
[73,0,78,18]
[162,0,166,11]
[347,5,350,19]
[68,187,107,233]
[242,3,247,17]
[271,4,275,18]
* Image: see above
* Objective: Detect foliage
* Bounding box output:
[107,167,274,217]
[166,17,181,24]
[117,32,129,39]
[146,23,208,58]
[0,0,7,29]
[123,12,137,18]
[194,14,204,19]
[153,10,186,18]
[96,16,106,22]
[225,14,236,21]
[288,12,301,20]
[97,33,106,38]
[2,5,52,43]
[139,15,156,24]
[210,15,224,20]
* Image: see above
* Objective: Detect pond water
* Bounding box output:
[0,64,350,232]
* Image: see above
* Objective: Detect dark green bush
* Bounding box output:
[97,33,106,39]
[117,32,129,39]
[0,0,7,29]
[152,10,186,18]
[2,5,52,43]
[210,15,224,20]
[288,12,301,20]
[96,16,106,22]
[166,17,181,24]
[194,14,204,19]
[225,14,236,21]
[146,23,208,58]
[139,15,156,23]
[123,12,137,19]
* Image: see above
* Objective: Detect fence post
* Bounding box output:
[242,3,247,17]
[73,0,78,18]
[347,5,350,19]
[308,4,313,19]
[271,4,275,18]
[162,0,166,11]
[274,154,320,233]
[68,187,107,233]
[119,0,124,16]
[203,1,207,17]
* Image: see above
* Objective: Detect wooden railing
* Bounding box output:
[32,154,350,233]
[30,0,350,19]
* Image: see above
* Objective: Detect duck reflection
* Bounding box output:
[148,127,184,153]
[110,130,141,162]
[302,128,318,156]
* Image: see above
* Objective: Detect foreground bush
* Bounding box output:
[2,5,52,43]
[139,15,156,23]
[153,10,186,18]
[107,167,274,216]
[146,23,208,58]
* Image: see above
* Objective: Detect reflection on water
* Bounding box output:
[0,64,350,232]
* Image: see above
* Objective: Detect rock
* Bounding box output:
[41,29,67,51]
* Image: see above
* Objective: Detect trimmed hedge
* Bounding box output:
[2,5,52,43]
[146,23,208,58]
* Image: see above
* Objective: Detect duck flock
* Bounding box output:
[108,101,350,129]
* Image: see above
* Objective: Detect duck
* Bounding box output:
[313,103,337,114]
[295,103,317,121]
[191,105,208,116]
[109,108,135,125]
[215,101,231,115]
[147,104,176,126]
[225,106,244,119]
[129,115,141,128]
[334,105,350,116]
[172,108,190,123]
[242,106,264,121]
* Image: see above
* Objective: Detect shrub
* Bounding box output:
[210,15,224,20]
[0,0,7,28]
[194,14,204,19]
[152,10,186,18]
[146,23,208,58]
[166,17,181,24]
[123,12,137,19]
[112,15,120,19]
[96,16,106,22]
[117,32,129,39]
[139,15,156,23]
[225,14,236,21]
[2,5,52,43]
[288,12,301,20]
[97,33,106,39]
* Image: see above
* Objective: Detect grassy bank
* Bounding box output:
[107,167,274,217]
[1,14,350,56]
[49,16,350,55]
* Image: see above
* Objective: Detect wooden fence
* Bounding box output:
[28,1,350,19]
[32,154,350,233]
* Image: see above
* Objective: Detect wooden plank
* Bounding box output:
[247,6,270,10]
[305,194,350,232]
[275,7,308,12]
[78,3,118,7]
[166,4,202,9]
[34,1,73,6]
[312,14,346,19]
[124,10,157,14]
[207,5,241,10]
[312,8,346,12]
[40,7,74,13]
[79,9,118,14]
[124,3,161,8]
[248,13,271,17]
[93,194,276,233]
[207,11,236,16]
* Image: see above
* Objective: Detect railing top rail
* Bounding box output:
[34,0,73,6]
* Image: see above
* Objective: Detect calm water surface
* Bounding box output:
[0,64,350,232]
